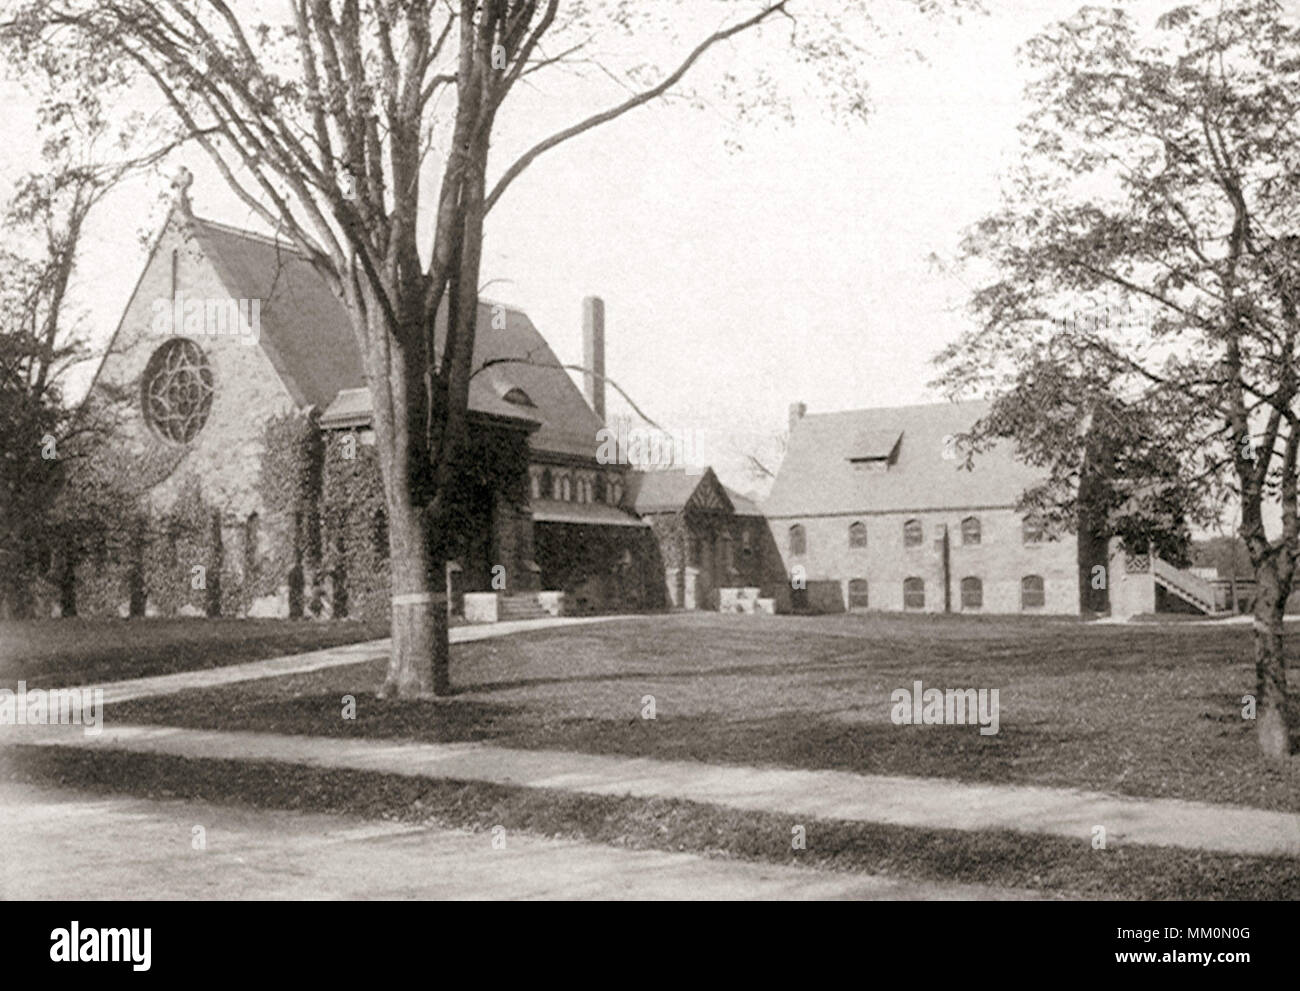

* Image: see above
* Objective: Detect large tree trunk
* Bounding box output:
[380,487,450,698]
[1251,563,1293,758]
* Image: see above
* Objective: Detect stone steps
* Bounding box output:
[497,594,550,621]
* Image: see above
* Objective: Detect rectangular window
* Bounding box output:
[848,579,869,610]
[903,519,923,547]
[1022,517,1045,544]
[903,577,925,609]
[1021,575,1045,608]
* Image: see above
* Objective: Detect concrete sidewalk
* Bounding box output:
[0,781,1047,900]
[8,721,1298,858]
[63,614,628,705]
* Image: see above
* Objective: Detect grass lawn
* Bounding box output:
[0,617,390,690]
[105,611,1300,812]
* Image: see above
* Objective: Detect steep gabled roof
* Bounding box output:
[188,215,605,458]
[190,217,364,411]
[626,467,742,516]
[723,486,765,517]
[763,400,1040,517]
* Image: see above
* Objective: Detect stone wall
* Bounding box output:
[766,507,1080,615]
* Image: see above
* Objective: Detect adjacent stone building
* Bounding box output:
[763,400,1082,614]
[625,468,773,610]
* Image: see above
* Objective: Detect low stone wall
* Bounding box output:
[463,592,499,624]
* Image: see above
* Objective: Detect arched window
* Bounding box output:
[1021,574,1045,609]
[960,576,983,609]
[529,469,543,502]
[560,474,572,501]
[1022,516,1045,544]
[903,577,925,609]
[593,474,606,503]
[608,476,624,505]
[903,518,923,547]
[961,516,981,546]
[789,524,806,556]
[848,578,869,610]
[848,521,867,548]
[541,468,553,500]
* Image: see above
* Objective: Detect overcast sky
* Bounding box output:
[0,0,1168,496]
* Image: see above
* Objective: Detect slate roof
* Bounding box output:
[530,499,649,528]
[625,469,715,515]
[763,400,1040,517]
[725,487,765,517]
[625,467,765,518]
[188,215,604,459]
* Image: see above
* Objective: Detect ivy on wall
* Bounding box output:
[320,421,534,620]
[48,406,622,620]
[257,409,325,618]
[322,430,387,621]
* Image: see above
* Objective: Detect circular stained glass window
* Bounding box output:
[141,338,214,444]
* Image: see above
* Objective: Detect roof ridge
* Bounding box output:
[801,398,989,419]
[190,215,533,315]
[191,214,309,254]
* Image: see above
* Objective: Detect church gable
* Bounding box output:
[685,468,735,515]
[88,211,298,518]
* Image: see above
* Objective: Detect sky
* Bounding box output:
[0,0,1161,497]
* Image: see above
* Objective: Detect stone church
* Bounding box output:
[66,193,770,620]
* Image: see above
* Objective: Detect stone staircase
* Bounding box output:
[496,593,550,622]
[1152,557,1230,616]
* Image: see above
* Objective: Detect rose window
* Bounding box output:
[141,338,214,444]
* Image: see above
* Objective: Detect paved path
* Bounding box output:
[8,721,1298,858]
[63,615,628,705]
[0,781,1045,900]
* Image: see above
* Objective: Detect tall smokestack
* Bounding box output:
[788,401,807,434]
[583,296,606,422]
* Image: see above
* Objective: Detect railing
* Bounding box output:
[1152,557,1221,613]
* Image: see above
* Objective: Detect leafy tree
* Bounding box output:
[934,1,1300,757]
[5,0,963,695]
[0,19,178,617]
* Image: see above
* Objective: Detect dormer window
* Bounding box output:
[502,386,536,408]
[847,429,901,470]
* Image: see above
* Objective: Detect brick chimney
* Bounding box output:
[788,401,807,434]
[583,296,606,421]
